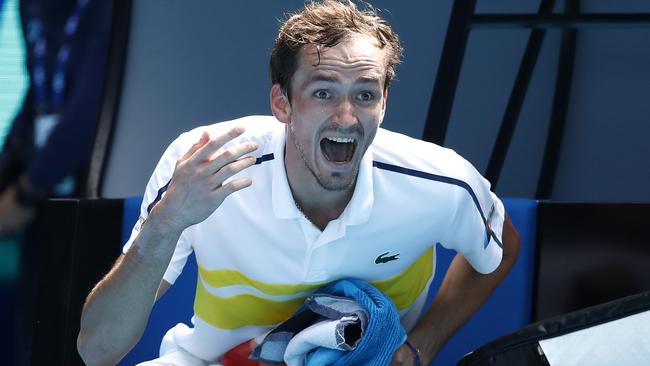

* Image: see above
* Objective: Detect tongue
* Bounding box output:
[321,139,352,163]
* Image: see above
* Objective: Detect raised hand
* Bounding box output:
[154,127,258,230]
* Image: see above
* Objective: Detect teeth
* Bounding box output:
[326,137,355,143]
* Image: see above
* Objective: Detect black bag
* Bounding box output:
[458,291,650,366]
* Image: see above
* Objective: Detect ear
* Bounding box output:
[270,84,291,124]
[379,87,388,122]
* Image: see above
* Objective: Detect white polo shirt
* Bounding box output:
[123,115,505,362]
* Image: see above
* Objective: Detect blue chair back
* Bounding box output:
[428,198,538,365]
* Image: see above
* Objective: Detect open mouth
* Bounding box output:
[320,137,357,164]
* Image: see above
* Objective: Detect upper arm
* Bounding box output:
[156,280,172,301]
[500,213,520,269]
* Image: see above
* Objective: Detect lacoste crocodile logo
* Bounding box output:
[375,251,399,264]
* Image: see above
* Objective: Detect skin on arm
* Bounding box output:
[391,215,521,366]
[77,127,258,365]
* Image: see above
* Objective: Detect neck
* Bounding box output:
[284,148,354,231]
[293,185,353,231]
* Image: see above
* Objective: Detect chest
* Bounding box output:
[189,197,447,286]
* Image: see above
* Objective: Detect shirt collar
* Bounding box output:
[271,127,374,226]
[341,147,374,226]
[271,127,299,219]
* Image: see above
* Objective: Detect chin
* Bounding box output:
[317,172,358,192]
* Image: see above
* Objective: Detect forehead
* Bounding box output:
[295,35,388,81]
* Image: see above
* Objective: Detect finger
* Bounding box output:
[208,142,258,173]
[191,126,246,163]
[216,177,253,197]
[209,156,257,189]
[181,131,210,160]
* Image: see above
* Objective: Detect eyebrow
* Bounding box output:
[305,73,383,86]
[306,74,338,84]
[357,75,382,84]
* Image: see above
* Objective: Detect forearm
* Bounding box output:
[77,208,182,365]
[409,217,520,363]
[77,126,257,364]
[408,256,506,362]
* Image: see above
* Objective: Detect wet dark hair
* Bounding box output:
[270,0,403,100]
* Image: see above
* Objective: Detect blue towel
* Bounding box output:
[250,279,406,365]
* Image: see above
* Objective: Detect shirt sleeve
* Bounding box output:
[442,158,505,275]
[121,133,194,285]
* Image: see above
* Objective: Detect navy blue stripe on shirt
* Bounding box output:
[255,153,274,165]
[146,154,275,214]
[147,181,170,214]
[372,161,503,248]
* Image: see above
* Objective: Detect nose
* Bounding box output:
[331,97,358,127]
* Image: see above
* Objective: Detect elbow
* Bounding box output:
[76,331,93,364]
[77,329,121,366]
[77,330,102,366]
[77,330,95,365]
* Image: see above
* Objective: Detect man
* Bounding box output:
[78,1,519,365]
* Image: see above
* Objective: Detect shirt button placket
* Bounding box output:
[306,246,328,282]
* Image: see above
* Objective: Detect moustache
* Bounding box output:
[318,122,365,136]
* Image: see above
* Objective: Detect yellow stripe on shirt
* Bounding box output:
[194,280,308,328]
[198,267,324,296]
[194,246,434,329]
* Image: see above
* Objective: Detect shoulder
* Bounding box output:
[370,128,479,183]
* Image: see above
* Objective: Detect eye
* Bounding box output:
[313,89,331,99]
[357,91,375,102]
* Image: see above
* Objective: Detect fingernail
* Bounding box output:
[232,126,245,134]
